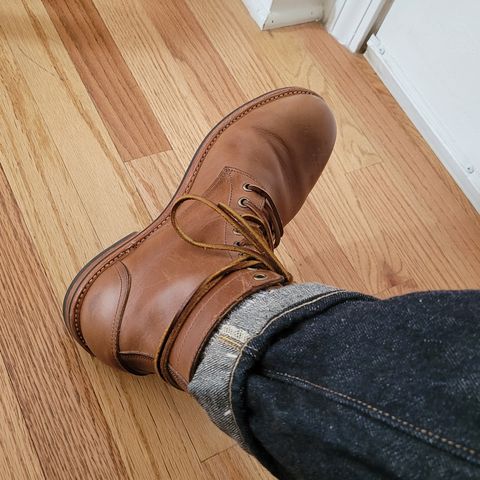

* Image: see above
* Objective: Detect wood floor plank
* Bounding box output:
[377,279,419,299]
[125,151,185,218]
[41,0,171,161]
[0,0,149,252]
[0,8,211,478]
[202,446,273,480]
[0,352,45,480]
[141,0,246,120]
[0,19,101,295]
[275,197,366,292]
[310,156,412,295]
[93,0,244,162]
[0,164,129,479]
[348,162,480,289]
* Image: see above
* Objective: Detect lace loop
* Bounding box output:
[156,193,292,388]
[170,194,290,277]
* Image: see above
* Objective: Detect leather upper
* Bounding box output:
[78,88,336,390]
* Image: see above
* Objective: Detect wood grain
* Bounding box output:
[0,351,44,480]
[0,164,128,479]
[0,0,478,478]
[41,0,171,161]
[202,446,273,479]
[142,0,246,122]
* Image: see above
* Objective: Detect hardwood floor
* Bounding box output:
[0,0,478,478]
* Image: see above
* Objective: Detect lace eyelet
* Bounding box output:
[253,273,267,280]
[233,229,241,235]
[242,183,253,192]
[234,241,242,246]
[238,197,248,207]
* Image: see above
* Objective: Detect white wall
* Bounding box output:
[366,0,480,211]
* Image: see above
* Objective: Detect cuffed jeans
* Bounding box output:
[189,284,480,480]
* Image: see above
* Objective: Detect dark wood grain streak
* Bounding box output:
[42,0,171,161]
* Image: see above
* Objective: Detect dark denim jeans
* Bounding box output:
[227,289,480,479]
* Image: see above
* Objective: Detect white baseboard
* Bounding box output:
[241,0,273,29]
[242,0,380,43]
[242,0,323,30]
[366,35,480,212]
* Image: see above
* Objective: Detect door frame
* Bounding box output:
[325,0,389,52]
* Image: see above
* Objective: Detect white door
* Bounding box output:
[365,0,480,211]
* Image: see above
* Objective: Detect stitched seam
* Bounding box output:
[120,352,154,360]
[72,89,316,345]
[168,365,187,390]
[226,290,343,446]
[263,369,480,464]
[172,272,243,367]
[172,271,280,368]
[254,290,342,341]
[218,335,243,350]
[225,169,233,252]
[172,274,282,386]
[243,344,259,355]
[111,263,127,369]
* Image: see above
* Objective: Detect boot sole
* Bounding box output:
[62,86,318,352]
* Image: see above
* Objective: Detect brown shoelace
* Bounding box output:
[155,191,292,387]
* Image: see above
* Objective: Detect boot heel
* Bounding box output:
[62,231,138,349]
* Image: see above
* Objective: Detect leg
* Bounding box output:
[190,285,480,479]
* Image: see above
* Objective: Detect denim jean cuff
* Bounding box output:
[188,282,340,447]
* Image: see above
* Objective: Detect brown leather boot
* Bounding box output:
[63,87,336,390]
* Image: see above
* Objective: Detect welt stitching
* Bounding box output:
[263,369,480,463]
[72,89,315,345]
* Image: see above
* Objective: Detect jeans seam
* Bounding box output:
[226,290,346,448]
[263,368,480,466]
[243,345,259,355]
